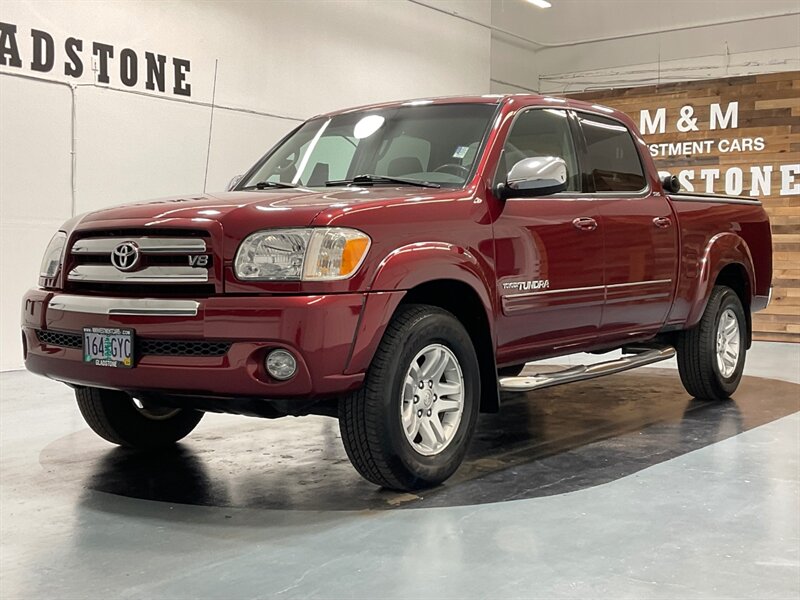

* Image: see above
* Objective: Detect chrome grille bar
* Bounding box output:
[72,237,207,254]
[68,265,208,284]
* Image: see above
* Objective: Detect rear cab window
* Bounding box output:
[577,113,646,192]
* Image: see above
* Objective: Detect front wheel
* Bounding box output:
[76,387,204,449]
[676,285,747,400]
[339,304,480,491]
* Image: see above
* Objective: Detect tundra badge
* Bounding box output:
[502,280,550,292]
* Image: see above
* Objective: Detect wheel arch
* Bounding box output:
[686,233,756,346]
[715,262,753,347]
[347,241,500,413]
[400,279,499,413]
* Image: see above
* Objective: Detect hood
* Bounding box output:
[74,187,457,234]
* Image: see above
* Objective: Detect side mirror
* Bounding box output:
[227,174,244,191]
[498,156,568,199]
[660,172,680,193]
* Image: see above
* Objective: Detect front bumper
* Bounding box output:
[21,289,385,399]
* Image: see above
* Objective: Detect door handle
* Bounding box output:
[653,216,672,229]
[572,217,598,231]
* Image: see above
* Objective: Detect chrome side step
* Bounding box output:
[498,346,676,393]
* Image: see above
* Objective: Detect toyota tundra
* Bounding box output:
[21,94,773,491]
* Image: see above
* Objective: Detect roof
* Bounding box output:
[311,93,626,123]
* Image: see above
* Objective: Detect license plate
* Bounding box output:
[83,327,134,368]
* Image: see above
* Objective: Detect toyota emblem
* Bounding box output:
[110,241,141,271]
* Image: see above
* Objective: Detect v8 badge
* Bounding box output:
[188,255,209,267]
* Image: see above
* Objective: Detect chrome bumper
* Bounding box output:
[48,294,200,317]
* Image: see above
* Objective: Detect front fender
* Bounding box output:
[686,232,756,328]
[369,241,493,299]
[344,242,496,375]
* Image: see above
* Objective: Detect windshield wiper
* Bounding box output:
[325,174,440,189]
[240,181,299,190]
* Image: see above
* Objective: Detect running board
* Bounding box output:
[498,346,676,393]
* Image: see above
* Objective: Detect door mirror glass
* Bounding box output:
[227,174,244,191]
[501,156,568,198]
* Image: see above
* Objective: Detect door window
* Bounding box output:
[578,114,646,192]
[496,108,581,192]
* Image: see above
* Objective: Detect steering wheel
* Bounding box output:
[433,163,471,177]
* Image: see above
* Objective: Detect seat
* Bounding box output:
[387,156,423,177]
[306,162,330,187]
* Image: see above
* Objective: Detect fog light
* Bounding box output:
[266,349,297,381]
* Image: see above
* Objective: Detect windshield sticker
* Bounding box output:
[453,145,469,159]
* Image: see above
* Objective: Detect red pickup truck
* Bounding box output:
[22,95,772,491]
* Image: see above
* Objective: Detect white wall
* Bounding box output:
[0,0,492,371]
[534,13,800,94]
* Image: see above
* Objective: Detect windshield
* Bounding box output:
[239,103,498,189]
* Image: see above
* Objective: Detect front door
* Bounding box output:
[492,107,605,365]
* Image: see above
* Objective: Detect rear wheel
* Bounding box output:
[339,304,480,491]
[76,387,203,449]
[676,285,747,400]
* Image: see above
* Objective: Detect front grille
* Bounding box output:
[138,339,231,356]
[65,229,218,295]
[75,254,212,266]
[35,330,231,357]
[67,282,216,297]
[36,330,82,349]
[73,228,208,239]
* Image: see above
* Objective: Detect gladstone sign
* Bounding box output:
[0,21,192,97]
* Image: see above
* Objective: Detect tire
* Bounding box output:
[676,285,747,400]
[339,304,480,491]
[76,387,204,449]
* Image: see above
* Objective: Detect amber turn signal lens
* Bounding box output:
[301,228,372,281]
[340,237,370,276]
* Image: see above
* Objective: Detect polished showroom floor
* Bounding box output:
[1,342,798,599]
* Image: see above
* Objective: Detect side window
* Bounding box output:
[375,134,431,177]
[578,114,646,192]
[496,108,580,192]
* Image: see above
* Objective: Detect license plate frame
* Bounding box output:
[82,327,135,368]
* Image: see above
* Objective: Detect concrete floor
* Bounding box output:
[1,342,798,599]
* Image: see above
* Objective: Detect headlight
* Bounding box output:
[39,231,67,281]
[234,228,371,281]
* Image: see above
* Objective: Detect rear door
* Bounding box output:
[493,107,605,364]
[574,112,678,336]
